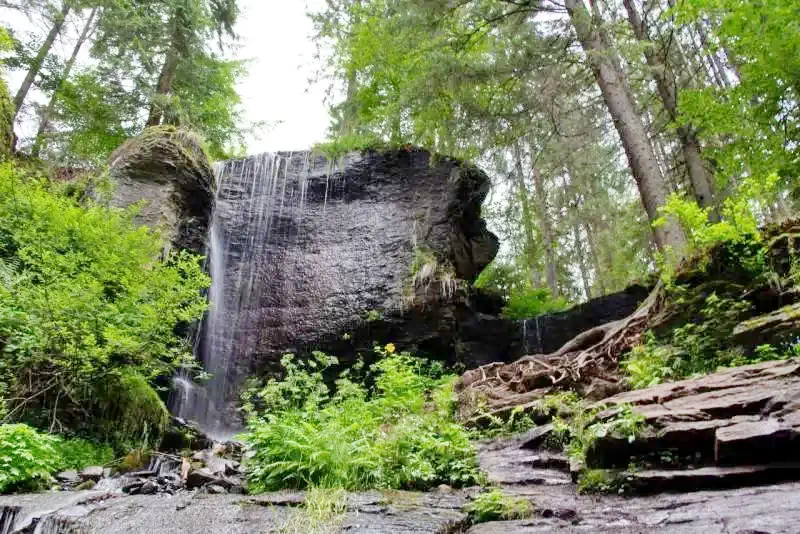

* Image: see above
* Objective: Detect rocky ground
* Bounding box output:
[3,359,800,533]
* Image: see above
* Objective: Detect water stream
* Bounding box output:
[169,152,317,440]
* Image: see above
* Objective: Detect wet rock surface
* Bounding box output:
[0,489,467,534]
[474,427,800,533]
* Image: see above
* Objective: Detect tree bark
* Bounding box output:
[573,224,593,301]
[584,221,607,296]
[146,48,179,127]
[564,0,686,254]
[12,1,71,122]
[622,0,717,214]
[32,7,98,158]
[513,142,542,287]
[530,164,559,297]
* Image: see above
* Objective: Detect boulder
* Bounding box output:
[79,466,105,482]
[108,126,214,253]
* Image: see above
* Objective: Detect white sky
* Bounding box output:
[235,0,332,152]
[5,0,334,153]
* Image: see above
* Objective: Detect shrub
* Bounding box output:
[501,287,568,320]
[242,347,481,493]
[53,437,115,471]
[465,489,533,524]
[0,424,60,493]
[0,162,208,447]
[623,293,768,388]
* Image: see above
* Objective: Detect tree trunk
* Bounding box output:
[12,1,71,122]
[146,47,179,127]
[564,0,686,254]
[584,221,607,296]
[622,0,717,214]
[513,143,541,287]
[530,164,559,297]
[573,224,593,301]
[32,7,98,158]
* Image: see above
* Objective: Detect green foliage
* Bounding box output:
[468,405,537,440]
[0,424,60,493]
[279,487,348,534]
[0,162,209,448]
[623,293,758,388]
[311,133,386,161]
[577,469,631,495]
[676,0,800,197]
[242,348,481,493]
[53,437,114,471]
[654,179,772,275]
[465,489,533,524]
[501,287,569,320]
[475,262,569,319]
[553,404,646,466]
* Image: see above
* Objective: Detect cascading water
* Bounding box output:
[170,152,318,440]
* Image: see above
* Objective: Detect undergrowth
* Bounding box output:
[465,488,533,524]
[242,346,482,493]
[0,423,114,494]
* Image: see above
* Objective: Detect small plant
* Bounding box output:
[364,309,383,322]
[465,489,533,524]
[623,293,763,388]
[553,404,646,466]
[577,469,631,494]
[0,424,61,493]
[468,406,537,440]
[501,287,569,320]
[279,487,348,534]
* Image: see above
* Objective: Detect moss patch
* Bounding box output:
[0,76,13,160]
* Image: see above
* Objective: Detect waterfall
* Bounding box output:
[170,152,319,440]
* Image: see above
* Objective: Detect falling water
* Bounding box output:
[169,152,324,440]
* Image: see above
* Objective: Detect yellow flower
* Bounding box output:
[384,343,396,354]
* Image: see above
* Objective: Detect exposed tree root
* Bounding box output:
[457,282,666,423]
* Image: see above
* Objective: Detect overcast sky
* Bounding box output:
[6,0,333,154]
[235,0,331,152]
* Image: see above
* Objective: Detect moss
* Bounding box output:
[94,371,170,451]
[110,126,214,191]
[0,76,13,160]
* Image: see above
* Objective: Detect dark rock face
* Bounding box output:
[207,148,498,384]
[108,126,214,253]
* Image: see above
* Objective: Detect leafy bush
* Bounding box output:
[242,347,481,492]
[0,162,209,447]
[623,293,764,388]
[502,287,569,319]
[552,403,646,466]
[0,424,60,493]
[53,437,115,471]
[465,489,533,524]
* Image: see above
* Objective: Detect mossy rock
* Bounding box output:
[110,126,214,193]
[108,126,214,252]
